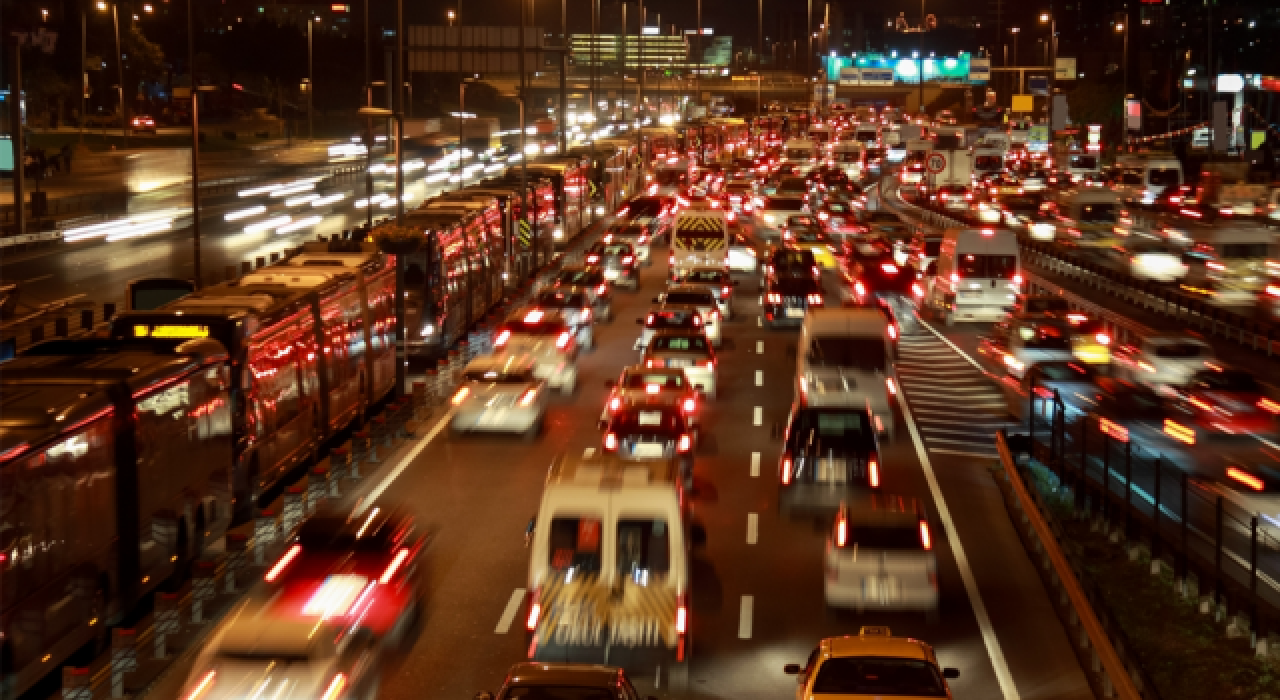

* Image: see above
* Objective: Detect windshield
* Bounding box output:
[779,177,807,191]
[765,197,806,211]
[1070,155,1098,169]
[535,290,587,307]
[835,152,862,163]
[1151,341,1208,358]
[811,658,947,697]
[807,336,888,372]
[623,372,686,389]
[1078,202,1117,223]
[650,334,710,353]
[957,254,1018,280]
[1149,168,1180,186]
[547,517,602,575]
[1119,169,1144,185]
[663,292,714,306]
[616,518,670,582]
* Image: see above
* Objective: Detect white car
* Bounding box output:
[1122,239,1189,283]
[1113,334,1217,391]
[825,497,938,616]
[181,610,380,700]
[654,286,723,347]
[450,354,547,438]
[530,287,596,349]
[492,308,579,394]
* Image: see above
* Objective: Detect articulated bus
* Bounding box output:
[1,337,235,699]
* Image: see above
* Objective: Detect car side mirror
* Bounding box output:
[524,517,536,547]
[943,668,960,679]
[475,693,496,700]
[783,664,803,675]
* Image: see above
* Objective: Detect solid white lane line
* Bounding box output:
[898,400,1021,700]
[356,407,456,513]
[929,447,1002,459]
[753,406,763,426]
[755,370,763,386]
[494,588,527,634]
[750,452,761,478]
[747,513,759,544]
[756,340,764,354]
[738,596,754,639]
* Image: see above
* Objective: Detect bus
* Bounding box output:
[1,336,234,699]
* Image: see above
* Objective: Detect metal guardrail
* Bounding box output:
[880,179,1280,357]
[994,431,1145,699]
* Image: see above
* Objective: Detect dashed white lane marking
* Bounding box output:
[357,407,457,512]
[494,588,527,634]
[755,370,763,386]
[746,513,759,544]
[756,340,764,354]
[757,316,762,327]
[753,406,763,426]
[750,452,761,477]
[738,596,754,639]
[899,388,1022,700]
[583,447,597,458]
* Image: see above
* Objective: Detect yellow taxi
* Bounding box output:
[1065,313,1113,365]
[784,627,958,699]
[783,216,840,269]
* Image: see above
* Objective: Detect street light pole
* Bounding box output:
[1040,13,1056,127]
[757,0,763,70]
[918,0,924,115]
[696,0,702,112]
[110,3,127,146]
[188,0,203,286]
[80,11,87,145]
[307,19,314,141]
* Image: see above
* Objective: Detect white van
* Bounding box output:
[525,453,693,690]
[1114,155,1183,205]
[795,308,899,441]
[924,227,1022,324]
[783,139,818,164]
[1167,219,1279,305]
[1063,152,1101,182]
[831,142,864,179]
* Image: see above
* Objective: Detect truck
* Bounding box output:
[933,149,974,188]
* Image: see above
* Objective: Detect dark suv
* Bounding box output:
[778,405,881,516]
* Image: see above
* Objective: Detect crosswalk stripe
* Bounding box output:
[929,447,1001,458]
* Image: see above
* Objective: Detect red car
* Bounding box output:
[263,507,426,647]
[130,115,157,133]
[1176,367,1280,437]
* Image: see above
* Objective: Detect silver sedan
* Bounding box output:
[449,354,548,439]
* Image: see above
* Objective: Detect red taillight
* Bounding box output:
[675,595,688,634]
[380,548,411,584]
[1258,398,1280,414]
[766,292,782,304]
[1013,273,1024,286]
[1099,417,1130,442]
[682,397,696,413]
[868,455,880,488]
[451,387,470,405]
[526,598,542,631]
[722,285,732,296]
[185,670,217,700]
[604,432,619,450]
[1163,419,1196,445]
[609,396,622,411]
[880,263,899,275]
[622,255,635,265]
[646,313,655,326]
[646,383,662,395]
[780,456,793,484]
[1095,332,1111,346]
[678,434,692,453]
[556,330,571,349]
[693,315,703,327]
[669,254,675,264]
[265,544,301,582]
[519,388,538,406]
[581,307,592,322]
[853,281,866,298]
[1267,285,1280,298]
[1228,467,1265,491]
[524,309,545,323]
[886,377,897,395]
[494,329,511,347]
[919,520,932,550]
[812,266,821,278]
[703,358,716,369]
[596,283,608,295]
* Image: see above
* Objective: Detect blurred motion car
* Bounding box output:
[555,264,613,320]
[602,365,701,430]
[1113,334,1217,392]
[671,266,738,319]
[783,628,959,699]
[130,115,157,134]
[826,496,938,616]
[777,403,883,516]
[1174,367,1280,438]
[492,308,579,394]
[604,222,654,265]
[764,275,825,329]
[655,286,723,347]
[531,287,596,349]
[635,305,705,351]
[450,355,548,438]
[642,329,718,399]
[585,241,641,290]
[602,403,696,477]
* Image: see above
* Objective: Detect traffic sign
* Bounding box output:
[925,152,947,174]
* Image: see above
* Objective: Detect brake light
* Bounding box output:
[919,520,933,550]
[1228,467,1265,491]
[703,358,716,369]
[379,548,411,585]
[638,235,648,244]
[835,516,848,547]
[596,283,608,295]
[669,254,675,265]
[645,313,655,326]
[494,329,511,347]
[1099,417,1129,442]
[1163,419,1196,445]
[767,292,782,304]
[556,331,571,349]
[678,434,692,453]
[812,266,821,278]
[451,387,471,405]
[586,254,600,264]
[185,670,217,700]
[1012,273,1024,286]
[519,388,539,406]
[912,282,923,298]
[780,456,793,484]
[676,595,688,634]
[950,273,959,283]
[887,324,898,340]
[265,544,301,582]
[682,397,696,413]
[609,396,622,411]
[1207,261,1226,272]
[880,263,898,275]
[581,307,592,322]
[1259,398,1280,414]
[886,377,897,395]
[868,455,880,488]
[807,293,824,306]
[722,286,732,296]
[693,315,703,327]
[604,432,618,450]
[617,206,629,217]
[981,228,994,236]
[710,309,721,321]
[853,281,866,298]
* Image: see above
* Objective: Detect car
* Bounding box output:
[585,241,641,290]
[601,365,701,430]
[531,287,596,348]
[755,195,809,241]
[641,329,718,399]
[1005,294,1071,319]
[724,181,757,213]
[846,252,922,322]
[763,247,821,286]
[492,308,580,394]
[554,264,613,320]
[260,507,426,647]
[1085,379,1202,468]
[130,115,157,133]
[826,496,938,616]
[728,229,763,273]
[671,265,738,319]
[784,218,839,269]
[815,200,867,241]
[783,628,960,698]
[764,275,825,328]
[1099,236,1189,283]
[475,663,650,700]
[857,211,911,247]
[654,285,723,347]
[776,176,810,198]
[998,359,1107,421]
[778,403,882,516]
[1113,334,1217,392]
[450,355,548,438]
[1175,367,1280,437]
[604,222,654,265]
[181,612,382,700]
[978,318,1076,380]
[602,403,696,478]
[635,305,705,351]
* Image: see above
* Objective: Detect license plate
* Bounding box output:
[665,358,691,368]
[785,308,806,318]
[477,410,507,426]
[862,576,902,603]
[633,442,664,458]
[959,290,983,298]
[603,269,619,280]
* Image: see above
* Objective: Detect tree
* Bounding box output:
[121,24,166,101]
[1065,80,1124,146]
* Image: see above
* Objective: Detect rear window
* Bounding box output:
[650,334,710,353]
[957,254,1018,280]
[807,336,888,372]
[547,517,602,574]
[622,372,686,389]
[1149,168,1180,186]
[534,290,587,307]
[765,197,806,211]
[499,319,569,335]
[593,243,631,256]
[617,518,670,581]
[847,524,926,550]
[772,250,816,268]
[558,268,602,285]
[1152,341,1208,358]
[679,270,726,284]
[793,409,871,440]
[647,310,695,326]
[791,229,828,243]
[663,292,715,306]
[811,658,946,697]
